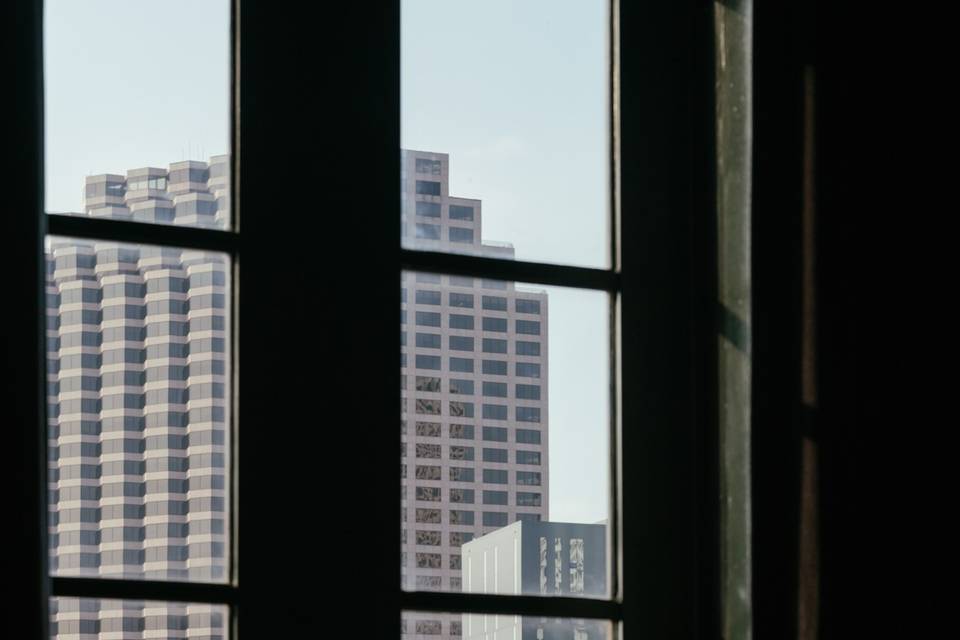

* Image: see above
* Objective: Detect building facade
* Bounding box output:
[400,150,550,638]
[48,157,230,638]
[462,521,607,640]
[46,150,545,639]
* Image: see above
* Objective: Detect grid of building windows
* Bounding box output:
[400,150,548,639]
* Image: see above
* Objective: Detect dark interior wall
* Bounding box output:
[751,1,805,636]
[753,1,867,638]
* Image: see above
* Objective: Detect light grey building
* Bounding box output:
[461,521,607,640]
[400,150,550,639]
[47,157,230,638]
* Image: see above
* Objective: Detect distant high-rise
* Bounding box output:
[400,150,549,638]
[47,157,230,637]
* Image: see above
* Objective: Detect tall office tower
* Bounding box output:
[400,150,549,639]
[47,157,230,638]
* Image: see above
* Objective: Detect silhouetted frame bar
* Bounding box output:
[4,0,49,637]
[401,591,622,620]
[52,577,239,607]
[47,214,240,255]
[401,248,619,292]
[618,0,720,638]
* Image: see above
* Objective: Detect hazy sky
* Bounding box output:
[45,0,611,524]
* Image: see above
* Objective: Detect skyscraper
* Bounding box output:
[400,150,549,638]
[47,157,231,637]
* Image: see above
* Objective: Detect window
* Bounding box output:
[415,421,441,437]
[415,311,441,327]
[516,319,541,335]
[415,333,441,349]
[516,492,542,507]
[415,487,441,502]
[415,290,441,305]
[415,223,440,240]
[449,510,474,526]
[449,467,474,482]
[482,511,508,527]
[415,158,441,175]
[449,313,474,329]
[415,180,441,196]
[448,276,474,287]
[481,403,508,421]
[415,355,441,370]
[516,383,541,400]
[415,399,440,416]
[482,426,508,442]
[448,227,473,243]
[415,465,442,481]
[449,292,473,308]
[516,471,541,486]
[516,340,540,356]
[415,272,441,284]
[482,295,507,311]
[516,362,541,378]
[516,407,541,423]
[482,448,508,463]
[482,381,508,398]
[482,490,508,505]
[449,531,473,547]
[449,424,473,439]
[32,1,238,633]
[415,201,441,217]
[448,400,473,418]
[11,1,751,637]
[449,357,474,373]
[448,204,473,221]
[516,450,541,465]
[415,376,440,392]
[515,298,541,314]
[448,335,473,351]
[416,508,441,524]
[449,446,474,461]
[482,469,508,484]
[449,488,474,504]
[482,317,507,332]
[482,337,507,353]
[482,359,507,375]
[448,379,474,395]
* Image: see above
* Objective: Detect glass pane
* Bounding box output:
[401,2,609,268]
[52,598,228,639]
[44,0,231,230]
[401,273,610,598]
[47,238,231,583]
[402,611,612,640]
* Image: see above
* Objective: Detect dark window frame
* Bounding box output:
[6,0,740,638]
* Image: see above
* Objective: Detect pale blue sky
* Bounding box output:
[44,0,230,214]
[45,0,610,524]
